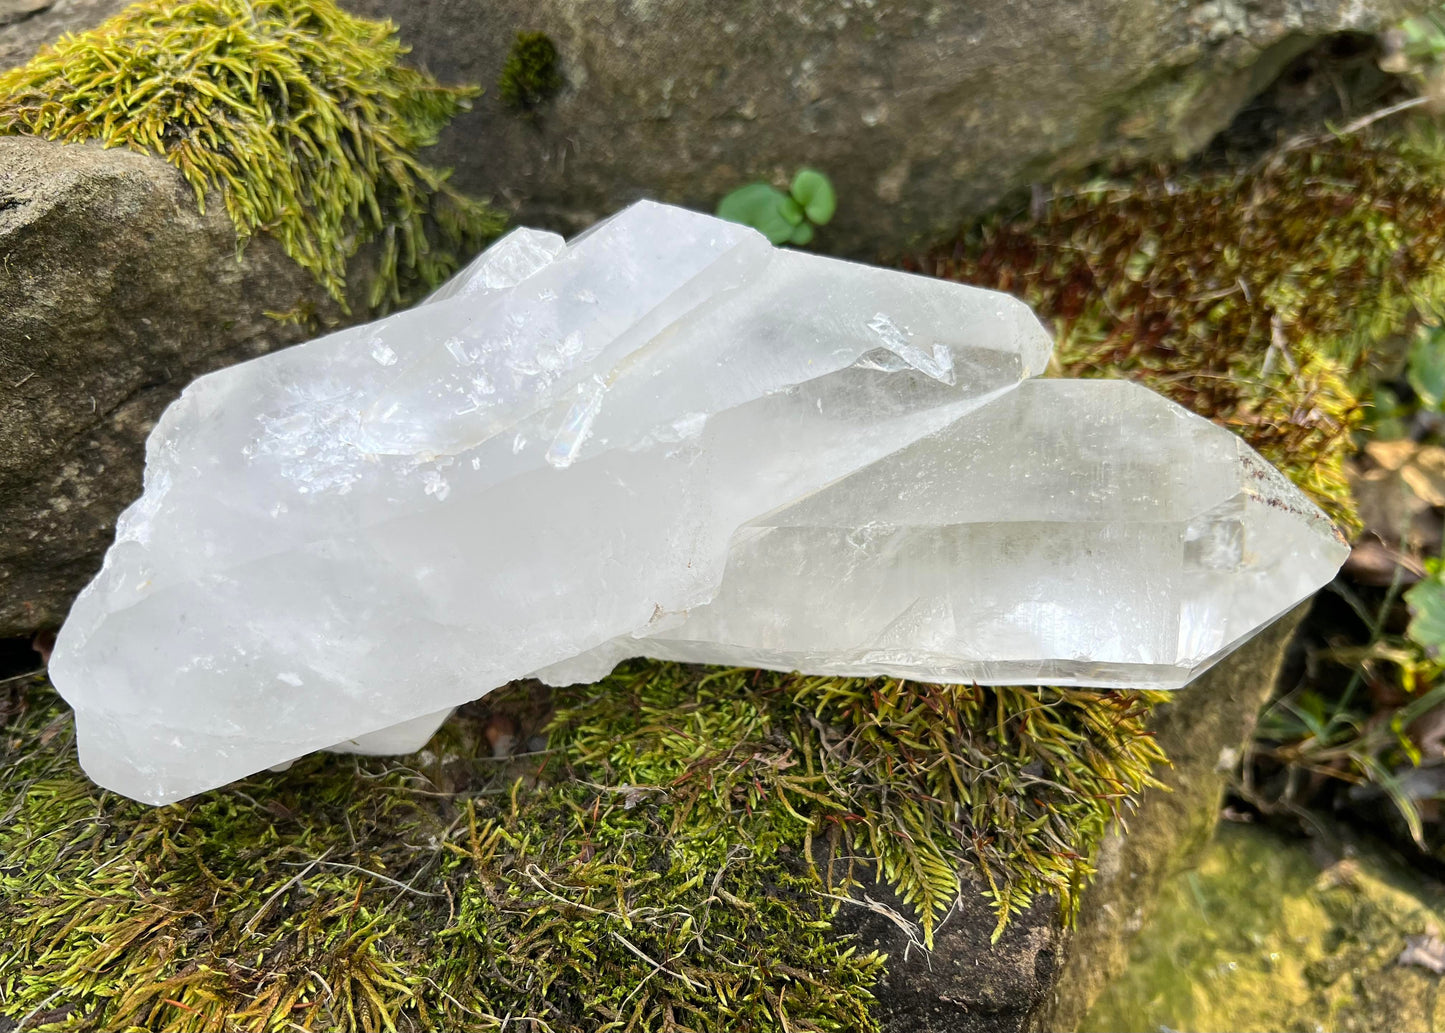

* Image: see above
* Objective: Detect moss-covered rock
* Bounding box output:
[1035,603,1311,1033]
[0,0,503,309]
[1082,821,1445,1033]
[0,0,501,638]
[0,662,1167,1031]
[922,134,1445,538]
[6,10,1445,1032]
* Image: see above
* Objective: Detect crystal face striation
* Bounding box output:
[49,201,1349,804]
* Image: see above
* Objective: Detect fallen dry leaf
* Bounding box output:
[1365,439,1421,472]
[1343,536,1426,587]
[1399,929,1445,974]
[1399,446,1445,507]
[1349,440,1445,552]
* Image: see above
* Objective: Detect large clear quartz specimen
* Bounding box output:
[48,201,1348,805]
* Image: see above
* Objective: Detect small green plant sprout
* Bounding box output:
[717,167,836,246]
[498,31,563,112]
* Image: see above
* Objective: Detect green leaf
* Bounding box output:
[1408,325,1445,410]
[1280,697,1330,743]
[716,182,795,244]
[790,168,836,225]
[777,194,805,226]
[1359,754,1426,848]
[1368,385,1411,441]
[787,221,814,246]
[1405,573,1445,654]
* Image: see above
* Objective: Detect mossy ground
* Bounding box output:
[0,0,504,311]
[0,666,1162,1031]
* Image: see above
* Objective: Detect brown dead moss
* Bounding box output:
[919,132,1445,535]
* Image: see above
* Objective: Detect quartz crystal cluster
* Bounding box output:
[49,202,1349,804]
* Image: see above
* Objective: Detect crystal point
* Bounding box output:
[49,201,1346,804]
[549,378,1345,690]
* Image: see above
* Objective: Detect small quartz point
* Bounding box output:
[48,202,1347,805]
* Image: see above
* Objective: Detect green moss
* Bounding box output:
[0,662,1162,1030]
[924,133,1445,536]
[497,32,563,113]
[553,664,1166,942]
[1082,823,1445,1033]
[0,0,505,311]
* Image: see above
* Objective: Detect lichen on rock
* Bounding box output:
[0,0,504,310]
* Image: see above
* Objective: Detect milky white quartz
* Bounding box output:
[48,201,1348,804]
